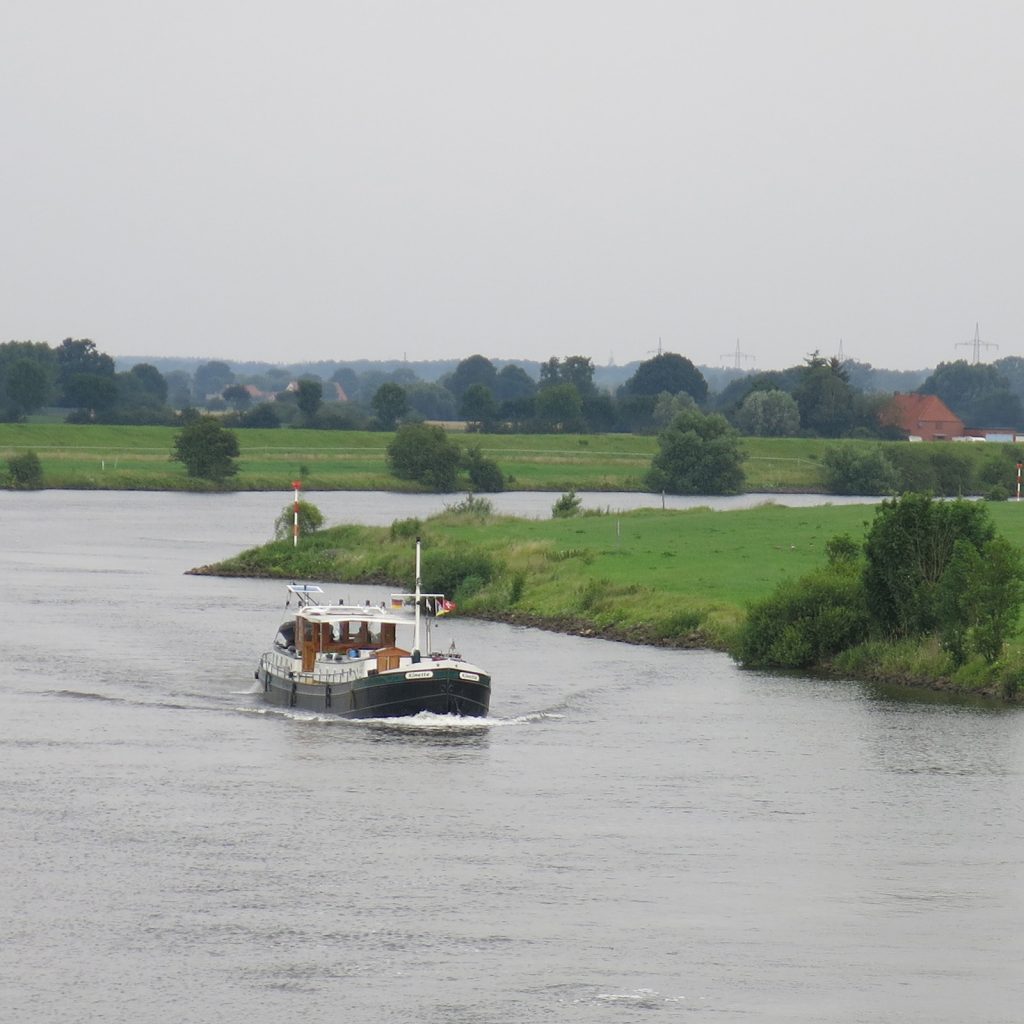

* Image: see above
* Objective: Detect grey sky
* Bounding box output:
[3,1,1021,372]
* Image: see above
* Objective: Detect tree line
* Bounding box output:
[5,338,1024,439]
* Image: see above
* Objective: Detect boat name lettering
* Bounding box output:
[406,670,434,680]
[459,672,480,682]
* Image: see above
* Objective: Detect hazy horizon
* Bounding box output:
[4,2,1021,373]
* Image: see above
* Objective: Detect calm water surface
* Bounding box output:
[1,491,1022,1023]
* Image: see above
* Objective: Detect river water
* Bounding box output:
[2,491,1022,1023]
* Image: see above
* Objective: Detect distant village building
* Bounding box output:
[282,380,347,401]
[961,428,1019,443]
[879,393,964,441]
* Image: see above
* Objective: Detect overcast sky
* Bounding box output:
[2,1,1022,372]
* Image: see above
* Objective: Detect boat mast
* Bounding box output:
[413,537,422,658]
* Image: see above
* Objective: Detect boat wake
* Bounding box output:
[49,689,127,704]
[573,986,696,1009]
[234,705,564,731]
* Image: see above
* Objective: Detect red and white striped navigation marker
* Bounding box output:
[291,480,301,545]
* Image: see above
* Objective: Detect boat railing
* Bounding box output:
[259,649,373,685]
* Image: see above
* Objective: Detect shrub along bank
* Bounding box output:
[192,496,1024,701]
[732,493,1024,699]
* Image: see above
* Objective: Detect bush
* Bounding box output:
[420,548,499,599]
[386,423,461,491]
[863,493,994,637]
[821,445,897,495]
[390,517,424,540]
[462,446,505,492]
[886,445,976,496]
[236,403,281,428]
[6,450,43,489]
[886,446,939,493]
[170,416,240,482]
[443,494,494,518]
[273,500,325,540]
[939,535,1024,664]
[644,409,744,495]
[552,490,582,518]
[732,564,870,670]
[825,533,861,565]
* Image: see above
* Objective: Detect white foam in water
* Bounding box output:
[233,704,563,728]
[579,987,694,1008]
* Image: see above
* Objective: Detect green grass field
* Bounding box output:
[3,422,1020,502]
[210,499,1024,634]
[199,498,1024,698]
[0,421,906,493]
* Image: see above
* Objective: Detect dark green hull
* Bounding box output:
[258,661,491,719]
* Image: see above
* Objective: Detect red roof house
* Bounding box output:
[879,393,964,441]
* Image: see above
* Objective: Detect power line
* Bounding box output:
[721,338,755,370]
[956,322,998,364]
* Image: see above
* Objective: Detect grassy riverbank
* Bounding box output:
[0,421,968,492]
[193,500,1024,700]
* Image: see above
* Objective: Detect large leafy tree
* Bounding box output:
[620,353,708,404]
[170,416,240,482]
[459,383,498,429]
[712,369,799,415]
[55,338,114,400]
[372,382,409,430]
[55,339,116,410]
[919,360,1020,429]
[644,409,744,494]
[938,537,1024,665]
[63,373,118,417]
[386,423,461,491]
[222,383,253,412]
[582,392,618,432]
[3,358,53,419]
[405,381,457,421]
[193,361,235,403]
[493,364,536,402]
[164,370,194,409]
[992,356,1024,408]
[295,378,323,422]
[735,389,800,437]
[965,537,1024,662]
[863,493,995,637]
[539,356,597,399]
[967,388,1024,430]
[534,383,584,432]
[0,342,57,420]
[446,355,497,400]
[793,354,857,437]
[128,363,168,404]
